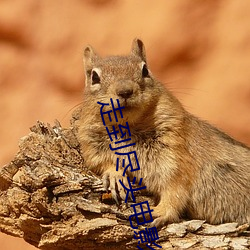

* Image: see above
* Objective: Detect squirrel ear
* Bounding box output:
[83,45,98,71]
[83,46,98,86]
[131,38,147,63]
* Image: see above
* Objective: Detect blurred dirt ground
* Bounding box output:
[0,1,250,249]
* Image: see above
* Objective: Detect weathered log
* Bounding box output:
[0,109,249,249]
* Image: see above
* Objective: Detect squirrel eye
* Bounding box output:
[91,70,100,85]
[142,63,149,78]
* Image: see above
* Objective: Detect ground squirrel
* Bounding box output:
[78,38,250,228]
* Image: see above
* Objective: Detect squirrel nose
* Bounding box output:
[117,88,134,99]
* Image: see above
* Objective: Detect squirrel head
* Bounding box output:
[82,39,160,125]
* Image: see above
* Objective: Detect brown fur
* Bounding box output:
[78,39,250,227]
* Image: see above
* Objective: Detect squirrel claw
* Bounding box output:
[102,172,110,192]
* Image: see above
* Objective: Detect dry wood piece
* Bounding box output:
[0,111,249,249]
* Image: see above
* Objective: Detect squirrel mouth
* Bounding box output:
[120,98,135,109]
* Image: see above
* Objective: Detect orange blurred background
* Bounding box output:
[1,1,250,249]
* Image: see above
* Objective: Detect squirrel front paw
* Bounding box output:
[150,202,181,228]
[151,215,169,228]
[102,169,128,204]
